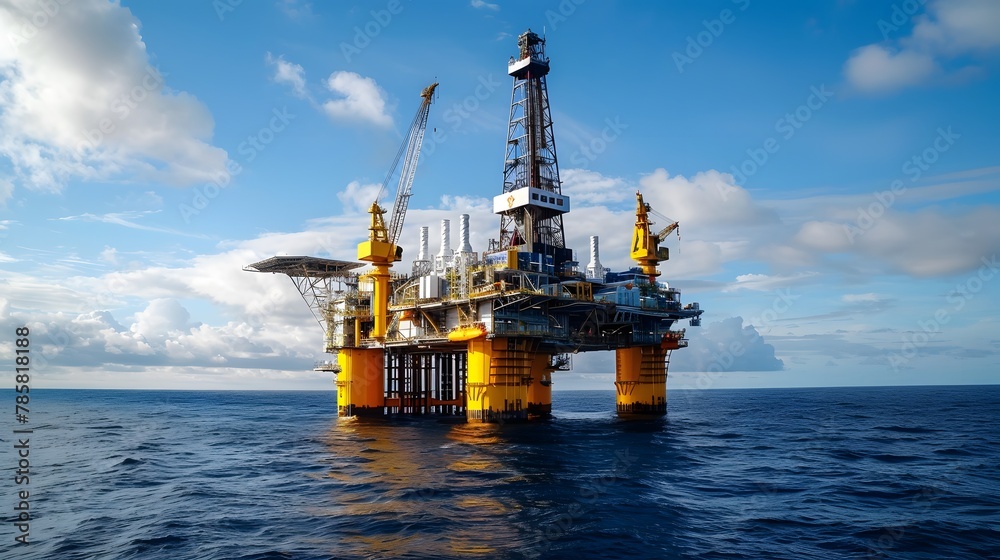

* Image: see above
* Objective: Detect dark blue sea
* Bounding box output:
[2,386,998,559]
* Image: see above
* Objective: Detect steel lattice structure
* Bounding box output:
[496,29,566,250]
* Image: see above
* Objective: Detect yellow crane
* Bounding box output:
[358,82,437,339]
[629,191,679,282]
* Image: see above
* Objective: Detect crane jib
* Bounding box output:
[381,84,437,248]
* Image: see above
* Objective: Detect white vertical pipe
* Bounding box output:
[459,214,473,253]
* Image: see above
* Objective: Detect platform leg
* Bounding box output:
[336,348,386,417]
[615,346,667,416]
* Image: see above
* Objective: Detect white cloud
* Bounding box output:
[560,168,631,205]
[638,168,779,232]
[322,71,393,127]
[99,246,118,265]
[0,0,228,191]
[909,0,1000,54]
[264,58,393,129]
[336,180,382,213]
[843,45,937,94]
[471,0,500,11]
[844,0,1000,94]
[669,317,784,374]
[266,52,308,98]
[789,205,1000,278]
[794,220,854,252]
[842,293,881,304]
[131,298,194,342]
[559,168,777,275]
[724,272,818,292]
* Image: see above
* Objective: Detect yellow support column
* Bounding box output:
[336,348,385,417]
[527,353,553,418]
[615,346,667,415]
[368,264,390,339]
[466,338,530,423]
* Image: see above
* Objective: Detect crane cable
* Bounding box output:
[374,101,427,204]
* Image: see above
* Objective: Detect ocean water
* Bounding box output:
[2,385,998,559]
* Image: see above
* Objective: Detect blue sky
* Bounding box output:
[0,0,998,390]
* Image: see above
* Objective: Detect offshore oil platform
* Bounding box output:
[246,30,703,422]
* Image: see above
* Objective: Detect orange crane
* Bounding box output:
[358,82,437,339]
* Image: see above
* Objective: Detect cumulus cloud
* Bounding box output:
[670,317,784,373]
[638,168,779,232]
[0,0,228,191]
[322,71,393,127]
[844,0,1000,94]
[558,167,780,275]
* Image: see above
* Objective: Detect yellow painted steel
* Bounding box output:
[367,265,391,339]
[629,191,673,281]
[336,347,385,417]
[527,353,553,417]
[447,323,488,342]
[357,202,399,340]
[615,345,668,415]
[465,337,530,423]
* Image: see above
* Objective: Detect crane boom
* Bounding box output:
[656,221,679,242]
[358,83,437,340]
[386,82,437,247]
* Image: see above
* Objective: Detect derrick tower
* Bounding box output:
[494,29,568,251]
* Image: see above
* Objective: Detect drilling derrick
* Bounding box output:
[494,29,568,252]
[245,30,706,423]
